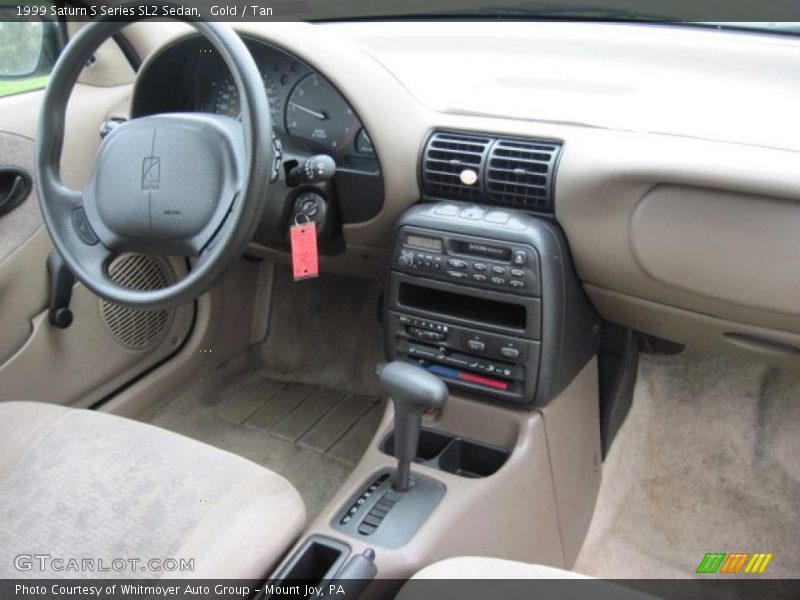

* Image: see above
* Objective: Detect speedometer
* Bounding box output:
[211,70,280,124]
[286,73,358,152]
[212,75,238,117]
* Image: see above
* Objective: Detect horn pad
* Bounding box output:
[83,114,243,256]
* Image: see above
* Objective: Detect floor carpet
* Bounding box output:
[145,265,388,522]
[574,348,800,581]
[146,357,385,522]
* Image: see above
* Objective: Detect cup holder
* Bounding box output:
[383,428,452,461]
[438,438,508,478]
[381,428,509,478]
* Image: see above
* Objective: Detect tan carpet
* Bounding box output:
[145,266,388,523]
[574,348,800,580]
[146,356,384,523]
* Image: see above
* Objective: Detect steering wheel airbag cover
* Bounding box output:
[84,114,244,256]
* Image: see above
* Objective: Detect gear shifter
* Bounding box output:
[376,362,448,492]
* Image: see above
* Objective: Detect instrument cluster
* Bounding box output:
[193,40,375,159]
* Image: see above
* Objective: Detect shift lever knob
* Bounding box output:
[377,362,448,492]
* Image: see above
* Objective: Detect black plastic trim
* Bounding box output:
[382,427,509,478]
[598,322,639,457]
[112,32,142,71]
[264,535,350,598]
[386,201,600,407]
[0,167,33,216]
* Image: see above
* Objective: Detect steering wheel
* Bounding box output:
[36,2,271,309]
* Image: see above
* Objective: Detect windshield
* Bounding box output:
[304,1,800,32]
[701,22,800,35]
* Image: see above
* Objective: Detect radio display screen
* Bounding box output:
[450,240,512,261]
[405,234,443,252]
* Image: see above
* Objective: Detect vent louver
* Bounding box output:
[486,139,560,211]
[420,131,561,212]
[421,132,491,201]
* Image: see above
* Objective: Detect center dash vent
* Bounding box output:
[486,139,560,211]
[421,132,491,201]
[420,131,562,213]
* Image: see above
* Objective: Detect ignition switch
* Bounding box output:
[293,190,328,228]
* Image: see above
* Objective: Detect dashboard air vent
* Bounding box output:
[420,131,562,212]
[486,139,560,211]
[421,132,491,202]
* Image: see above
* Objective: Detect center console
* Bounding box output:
[268,201,603,595]
[386,201,600,407]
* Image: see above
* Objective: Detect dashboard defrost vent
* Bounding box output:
[486,139,560,211]
[421,132,491,202]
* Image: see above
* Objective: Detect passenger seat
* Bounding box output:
[398,557,660,599]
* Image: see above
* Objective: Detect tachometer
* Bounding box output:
[286,73,358,152]
[211,70,280,124]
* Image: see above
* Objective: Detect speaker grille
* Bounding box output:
[100,254,174,350]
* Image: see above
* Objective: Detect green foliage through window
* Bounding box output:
[0,21,45,78]
[0,75,49,98]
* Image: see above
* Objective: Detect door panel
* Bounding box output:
[0,132,44,361]
[0,133,40,266]
[0,79,194,405]
[0,247,194,408]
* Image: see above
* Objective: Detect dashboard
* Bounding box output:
[128,21,800,370]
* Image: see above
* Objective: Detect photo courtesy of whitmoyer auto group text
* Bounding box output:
[0,0,799,599]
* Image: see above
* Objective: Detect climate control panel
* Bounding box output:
[388,312,539,400]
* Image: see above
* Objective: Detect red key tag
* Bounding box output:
[290,220,319,280]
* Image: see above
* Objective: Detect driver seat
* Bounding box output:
[0,401,305,578]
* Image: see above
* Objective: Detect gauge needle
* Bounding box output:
[289,102,328,120]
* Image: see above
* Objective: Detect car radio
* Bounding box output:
[395,230,539,296]
[386,202,600,407]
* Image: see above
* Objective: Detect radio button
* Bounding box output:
[510,268,525,278]
[467,340,486,352]
[459,207,485,220]
[397,251,414,269]
[500,347,520,360]
[512,251,527,266]
[472,273,487,282]
[447,259,469,269]
[473,263,487,271]
[510,280,524,289]
[491,266,506,275]
[433,204,460,216]
[484,211,511,224]
[447,270,469,279]
[491,277,505,286]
